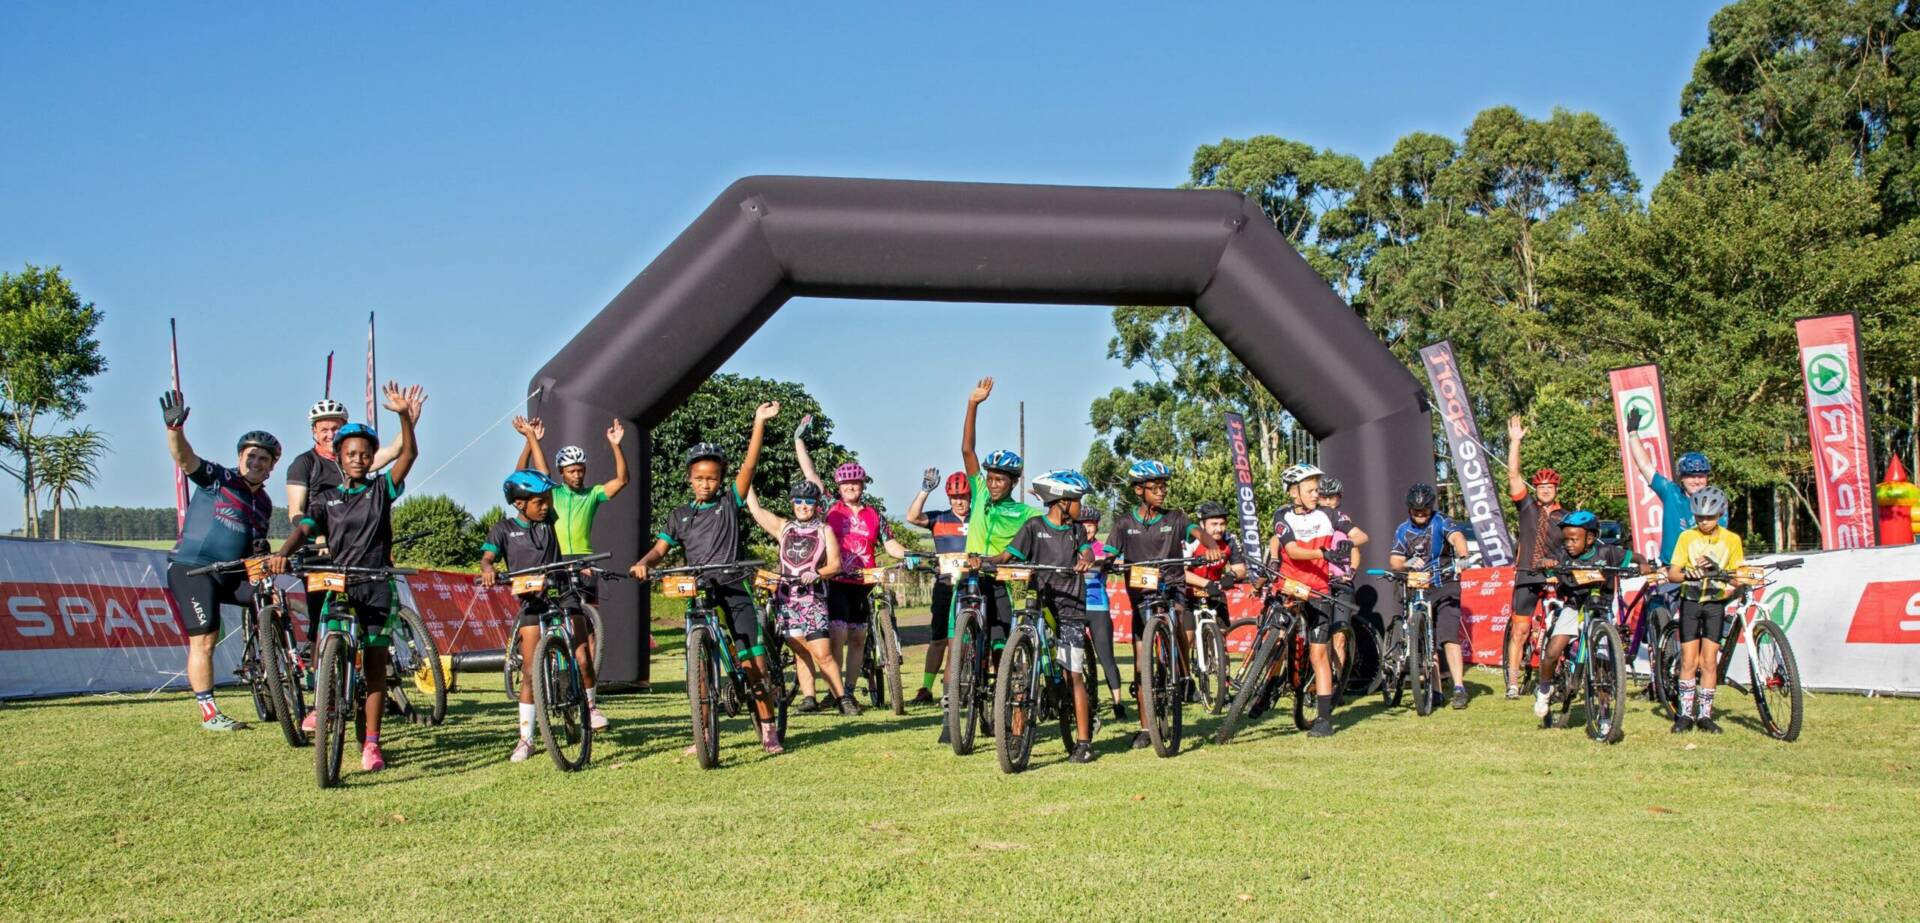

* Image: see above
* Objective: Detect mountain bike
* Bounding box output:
[852,558,932,715]
[943,554,999,755]
[500,553,619,771]
[301,562,420,788]
[1128,556,1201,758]
[988,562,1089,773]
[1367,562,1470,716]
[501,557,607,707]
[654,560,783,768]
[1214,564,1356,745]
[1186,585,1232,715]
[184,552,313,747]
[1518,565,1632,744]
[1651,558,1806,741]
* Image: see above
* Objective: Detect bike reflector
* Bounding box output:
[1406,571,1431,590]
[998,566,1032,583]
[306,572,346,593]
[661,575,699,598]
[245,557,272,582]
[1127,566,1160,590]
[753,568,780,592]
[937,553,968,579]
[510,574,547,595]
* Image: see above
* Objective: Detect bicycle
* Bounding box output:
[1368,560,1472,717]
[1185,583,1233,715]
[850,558,933,715]
[943,553,997,756]
[499,553,619,770]
[1651,558,1806,741]
[988,561,1089,773]
[1517,564,1633,744]
[1214,564,1357,745]
[501,558,607,707]
[1126,555,1201,758]
[653,560,784,769]
[183,552,313,748]
[299,561,421,788]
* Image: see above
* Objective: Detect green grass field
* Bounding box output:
[2,625,1916,922]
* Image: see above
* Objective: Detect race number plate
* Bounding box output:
[856,568,885,586]
[1282,579,1313,600]
[510,574,547,595]
[937,553,968,580]
[244,557,273,583]
[883,568,903,586]
[1127,566,1160,590]
[754,568,781,592]
[1572,568,1604,586]
[997,566,1032,583]
[1738,565,1768,581]
[306,572,347,593]
[661,575,699,598]
[1405,571,1431,590]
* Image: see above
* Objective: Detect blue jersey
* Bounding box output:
[1390,514,1466,581]
[1651,473,1725,562]
[169,459,274,568]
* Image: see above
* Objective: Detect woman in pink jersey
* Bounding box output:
[746,481,861,716]
[795,423,912,705]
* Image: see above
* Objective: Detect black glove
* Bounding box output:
[1206,579,1223,596]
[1324,544,1351,567]
[921,468,938,492]
[1219,570,1239,590]
[1625,407,1644,434]
[159,390,190,429]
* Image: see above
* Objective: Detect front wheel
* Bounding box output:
[1748,618,1804,742]
[393,607,446,726]
[1650,620,1682,718]
[685,627,721,770]
[1380,619,1408,708]
[312,635,351,789]
[1583,618,1626,744]
[1216,625,1280,745]
[992,625,1039,774]
[1140,615,1183,758]
[873,592,906,715]
[946,607,985,756]
[1195,616,1229,715]
[1412,606,1436,717]
[533,633,592,770]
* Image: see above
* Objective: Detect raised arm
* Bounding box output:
[736,401,780,498]
[743,488,787,537]
[905,468,936,527]
[371,439,402,473]
[960,377,992,477]
[600,419,629,498]
[383,383,425,487]
[1506,415,1529,503]
[158,391,202,478]
[1623,407,1659,485]
[791,414,826,494]
[511,416,549,475]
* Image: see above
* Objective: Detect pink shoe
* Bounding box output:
[361,741,385,772]
[589,707,609,731]
[510,739,534,763]
[301,710,317,733]
[760,723,784,755]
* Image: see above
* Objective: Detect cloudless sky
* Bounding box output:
[0,2,1716,530]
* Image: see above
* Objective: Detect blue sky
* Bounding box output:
[0,2,1714,529]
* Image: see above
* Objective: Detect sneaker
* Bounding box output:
[759,724,784,755]
[1069,742,1096,764]
[911,688,935,706]
[301,710,317,733]
[1111,699,1127,722]
[838,695,862,717]
[1694,716,1723,735]
[361,742,385,772]
[200,712,248,732]
[510,738,534,762]
[1670,715,1694,734]
[1307,718,1334,738]
[1450,687,1469,710]
[1506,684,1521,700]
[797,696,820,714]
[1130,730,1152,750]
[1533,687,1552,719]
[589,707,609,731]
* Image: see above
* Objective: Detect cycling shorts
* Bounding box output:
[312,592,398,648]
[777,599,830,642]
[166,563,253,638]
[1512,583,1546,619]
[1678,598,1729,644]
[1125,588,1191,637]
[1429,591,1464,647]
[701,581,762,651]
[514,598,596,636]
[1546,602,1581,639]
[929,580,953,643]
[827,580,873,629]
[1299,597,1349,645]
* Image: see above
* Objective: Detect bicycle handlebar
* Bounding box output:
[504,552,613,578]
[647,560,766,578]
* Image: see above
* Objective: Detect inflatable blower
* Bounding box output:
[1876,457,1919,545]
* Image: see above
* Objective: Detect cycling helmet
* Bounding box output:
[236,430,282,460]
[1405,482,1438,510]
[503,469,556,502]
[1531,468,1562,486]
[1560,510,1599,533]
[833,462,869,484]
[982,449,1025,475]
[1194,500,1230,521]
[1030,469,1091,505]
[1281,463,1323,488]
[1597,520,1625,546]
[554,445,588,468]
[1076,505,1103,524]
[333,423,379,453]
[1676,452,1712,476]
[1318,476,1344,497]
[685,442,726,467]
[308,399,348,424]
[944,472,970,497]
[1689,485,1729,519]
[1127,459,1173,485]
[789,480,823,502]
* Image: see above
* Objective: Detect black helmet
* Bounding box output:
[237,430,282,460]
[1406,482,1437,511]
[1194,500,1230,521]
[1076,505,1103,523]
[1318,476,1343,497]
[789,480,822,502]
[685,442,726,467]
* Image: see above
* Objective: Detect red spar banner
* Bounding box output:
[1609,365,1673,563]
[1795,314,1878,550]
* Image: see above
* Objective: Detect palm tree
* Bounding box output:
[35,427,106,540]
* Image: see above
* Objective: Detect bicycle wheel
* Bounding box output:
[685,626,721,770]
[393,607,447,726]
[1292,624,1315,732]
[1330,623,1358,697]
[1216,625,1280,745]
[533,633,592,771]
[1380,619,1408,708]
[1412,607,1436,717]
[242,624,276,723]
[946,607,984,756]
[874,593,906,715]
[1583,618,1626,744]
[254,605,306,747]
[993,624,1039,774]
[312,635,350,788]
[1650,620,1681,717]
[1140,615,1183,758]
[1196,617,1229,715]
[1748,618,1804,742]
[503,641,523,704]
[762,611,791,746]
[583,602,605,679]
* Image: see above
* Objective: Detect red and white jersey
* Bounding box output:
[1273,506,1336,591]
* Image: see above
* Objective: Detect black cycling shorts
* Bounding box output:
[166,563,253,638]
[827,580,873,628]
[1125,588,1192,638]
[1511,583,1546,619]
[701,580,762,651]
[1430,591,1465,647]
[514,597,595,636]
[1300,597,1350,645]
[311,592,398,648]
[929,579,953,643]
[1678,597,1729,644]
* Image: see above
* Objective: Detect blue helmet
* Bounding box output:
[503,469,556,502]
[334,423,379,453]
[1561,510,1599,533]
[1031,469,1091,504]
[1676,452,1712,476]
[981,449,1024,475]
[1127,459,1173,485]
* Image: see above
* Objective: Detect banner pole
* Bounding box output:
[170,319,187,538]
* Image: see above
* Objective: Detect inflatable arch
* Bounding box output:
[532,176,1431,683]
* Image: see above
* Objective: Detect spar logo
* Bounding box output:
[1844,580,1920,644]
[1623,394,1657,435]
[1756,586,1799,633]
[1802,345,1854,408]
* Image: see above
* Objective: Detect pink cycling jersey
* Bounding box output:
[827,501,892,583]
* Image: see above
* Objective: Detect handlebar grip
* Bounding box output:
[182,563,222,577]
[1364,568,1388,577]
[1775,557,1804,570]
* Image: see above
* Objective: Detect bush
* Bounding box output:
[392,494,479,569]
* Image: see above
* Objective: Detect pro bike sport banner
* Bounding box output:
[1795,314,1878,550]
[1224,412,1263,566]
[1608,365,1674,563]
[1419,341,1514,566]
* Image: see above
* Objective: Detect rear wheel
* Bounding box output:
[256,605,307,747]
[1195,615,1229,715]
[993,624,1039,774]
[762,610,792,746]
[243,624,275,723]
[312,635,350,788]
[1583,617,1626,744]
[1216,625,1280,745]
[1748,618,1804,742]
[685,627,721,770]
[1291,627,1314,732]
[1651,621,1682,717]
[533,633,591,770]
[393,607,446,726]
[1380,619,1408,708]
[1140,615,1183,758]
[503,642,523,704]
[946,608,984,756]
[874,592,906,715]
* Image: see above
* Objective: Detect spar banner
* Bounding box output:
[1795,314,1878,550]
[1224,412,1263,566]
[1419,341,1514,565]
[1609,365,1673,563]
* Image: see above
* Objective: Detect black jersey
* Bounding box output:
[1005,515,1088,611]
[303,473,402,607]
[658,484,747,585]
[484,514,561,595]
[1106,507,1197,586]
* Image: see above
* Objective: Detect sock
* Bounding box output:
[1536,682,1552,697]
[1454,682,1466,694]
[1678,680,1697,719]
[1316,694,1332,723]
[1697,687,1716,719]
[518,703,535,741]
[195,691,218,721]
[921,671,936,691]
[585,686,597,707]
[364,733,379,746]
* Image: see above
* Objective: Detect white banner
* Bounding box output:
[1728,544,1920,693]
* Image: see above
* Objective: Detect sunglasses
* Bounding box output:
[792,499,818,506]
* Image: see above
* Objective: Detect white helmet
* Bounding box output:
[308,399,348,424]
[554,445,588,468]
[1281,463,1324,488]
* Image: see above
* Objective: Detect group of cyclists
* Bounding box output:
[163,364,1761,776]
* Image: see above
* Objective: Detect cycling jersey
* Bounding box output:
[1672,527,1744,602]
[1273,506,1337,592]
[1183,535,1246,587]
[1511,494,1566,586]
[1549,544,1634,608]
[169,459,274,568]
[483,515,560,596]
[827,501,893,583]
[549,483,608,556]
[1391,514,1466,584]
[1106,507,1197,586]
[964,472,1041,556]
[1650,473,1724,561]
[1323,508,1358,584]
[1004,515,1087,612]
[286,447,345,495]
[776,519,830,639]
[657,484,747,584]
[1084,541,1114,610]
[301,473,404,608]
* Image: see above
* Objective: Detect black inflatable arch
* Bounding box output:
[532,176,1431,684]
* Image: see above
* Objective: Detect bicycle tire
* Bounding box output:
[1223,616,1259,703]
[243,625,275,724]
[1140,615,1182,758]
[395,607,447,726]
[503,641,523,704]
[762,610,791,746]
[313,635,350,789]
[584,601,605,679]
[993,624,1039,774]
[686,626,721,770]
[533,632,592,771]
[1650,621,1681,717]
[946,607,984,756]
[1292,622,1318,732]
[875,592,906,715]
[1412,607,1436,717]
[1584,617,1626,744]
[256,605,307,748]
[1215,624,1280,745]
[1748,618,1804,742]
[1196,616,1229,715]
[1380,619,1408,708]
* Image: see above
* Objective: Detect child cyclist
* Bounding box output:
[989,470,1102,764]
[479,469,605,761]
[1107,458,1223,749]
[1532,511,1651,723]
[1664,487,1744,735]
[1269,464,1346,737]
[629,401,785,753]
[744,480,861,716]
[905,468,972,707]
[269,381,425,773]
[1316,476,1368,682]
[1077,505,1127,720]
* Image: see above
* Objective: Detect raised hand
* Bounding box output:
[402,385,428,422]
[512,416,534,436]
[794,414,813,441]
[1507,415,1526,442]
[528,417,544,439]
[969,377,994,405]
[158,391,190,429]
[382,381,408,414]
[607,418,626,445]
[754,401,780,423]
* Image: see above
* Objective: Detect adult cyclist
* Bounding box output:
[1388,483,1474,711]
[905,469,971,706]
[1505,415,1566,700]
[1316,475,1368,681]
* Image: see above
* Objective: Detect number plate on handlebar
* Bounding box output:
[306,572,347,593]
[244,557,273,582]
[997,566,1032,583]
[1127,566,1160,590]
[1405,571,1431,590]
[1738,565,1768,581]
[855,568,886,586]
[661,575,699,598]
[753,568,780,592]
[937,553,968,579]
[1571,568,1604,586]
[510,574,547,595]
[1282,578,1313,600]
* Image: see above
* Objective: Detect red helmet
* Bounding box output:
[1531,468,1562,486]
[945,472,970,497]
